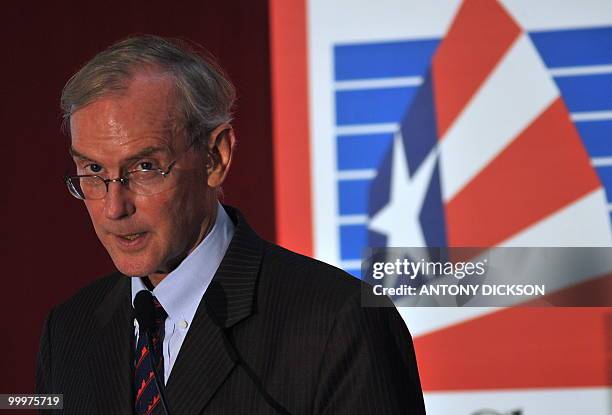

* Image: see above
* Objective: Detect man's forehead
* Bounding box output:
[70,71,179,131]
[70,100,177,136]
[69,144,170,161]
[67,69,190,166]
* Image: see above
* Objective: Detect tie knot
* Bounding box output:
[152,297,168,323]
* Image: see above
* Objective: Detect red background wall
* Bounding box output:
[1,0,275,394]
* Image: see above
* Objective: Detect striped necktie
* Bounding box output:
[134,296,167,415]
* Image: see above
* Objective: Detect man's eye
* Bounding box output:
[87,164,102,173]
[139,161,157,170]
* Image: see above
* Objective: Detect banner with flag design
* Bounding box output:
[270,0,612,412]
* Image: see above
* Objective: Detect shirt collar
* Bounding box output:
[131,202,235,325]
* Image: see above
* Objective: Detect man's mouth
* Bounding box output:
[113,232,148,248]
[121,233,143,241]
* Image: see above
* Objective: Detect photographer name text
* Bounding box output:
[372,283,545,297]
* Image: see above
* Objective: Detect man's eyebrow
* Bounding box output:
[69,147,93,161]
[122,146,168,162]
[69,146,168,163]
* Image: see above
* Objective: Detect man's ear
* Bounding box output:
[206,123,235,188]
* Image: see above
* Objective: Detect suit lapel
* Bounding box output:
[165,206,265,415]
[87,276,134,415]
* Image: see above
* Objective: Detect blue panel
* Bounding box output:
[529,27,612,68]
[576,121,612,157]
[595,166,612,202]
[368,143,392,216]
[336,87,418,125]
[340,224,368,260]
[419,160,447,248]
[337,133,393,170]
[334,39,440,80]
[400,69,438,175]
[555,74,612,112]
[338,179,371,215]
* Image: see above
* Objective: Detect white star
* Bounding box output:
[369,131,438,248]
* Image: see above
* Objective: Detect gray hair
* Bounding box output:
[61,35,236,143]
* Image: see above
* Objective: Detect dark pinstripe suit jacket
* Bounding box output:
[36,206,426,414]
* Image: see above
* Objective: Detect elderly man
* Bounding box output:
[36,36,425,415]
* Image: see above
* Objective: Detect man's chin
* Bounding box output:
[110,257,158,278]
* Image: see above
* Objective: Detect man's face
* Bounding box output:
[70,72,216,279]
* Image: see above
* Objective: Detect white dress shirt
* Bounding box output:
[131,202,235,384]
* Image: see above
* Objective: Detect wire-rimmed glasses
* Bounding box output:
[64,159,182,200]
[64,134,206,201]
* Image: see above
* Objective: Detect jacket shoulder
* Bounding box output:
[259,242,366,312]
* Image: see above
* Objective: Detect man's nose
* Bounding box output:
[103,181,135,219]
